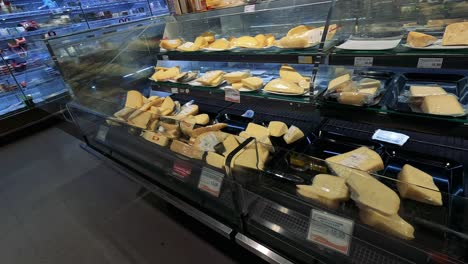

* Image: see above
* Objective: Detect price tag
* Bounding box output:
[244,4,255,13]
[198,167,224,197]
[164,15,177,23]
[417,58,443,69]
[95,125,109,143]
[171,87,179,94]
[354,57,373,67]
[372,129,409,146]
[307,209,354,255]
[298,56,313,64]
[172,160,192,179]
[162,55,169,60]
[225,88,240,103]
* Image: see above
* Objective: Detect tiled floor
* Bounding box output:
[0,126,266,264]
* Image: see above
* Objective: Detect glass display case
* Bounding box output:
[49,0,468,263]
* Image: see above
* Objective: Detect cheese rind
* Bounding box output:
[360,208,415,240]
[283,125,304,144]
[407,31,438,47]
[268,121,288,137]
[421,94,465,116]
[409,86,446,97]
[442,22,468,46]
[397,164,443,206]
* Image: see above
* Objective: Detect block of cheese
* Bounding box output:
[360,208,415,240]
[346,171,400,215]
[199,32,215,43]
[152,67,180,81]
[278,35,309,48]
[194,114,209,125]
[268,121,288,137]
[208,38,230,50]
[177,42,200,52]
[127,111,152,129]
[125,90,144,109]
[421,94,465,116]
[160,39,182,50]
[245,123,270,139]
[407,31,438,47]
[232,82,243,89]
[233,148,267,170]
[254,34,266,48]
[337,92,370,106]
[141,131,170,146]
[297,174,349,209]
[264,79,304,95]
[283,125,304,144]
[232,36,258,48]
[160,96,175,113]
[358,87,378,96]
[193,131,229,152]
[409,85,446,97]
[279,65,306,84]
[397,164,443,206]
[179,116,197,136]
[194,36,209,48]
[287,25,313,36]
[241,77,263,90]
[197,70,224,86]
[206,152,225,169]
[359,78,381,89]
[265,34,275,47]
[224,71,251,84]
[328,74,352,92]
[222,135,239,156]
[191,123,228,138]
[326,147,384,178]
[442,22,468,46]
[176,104,199,117]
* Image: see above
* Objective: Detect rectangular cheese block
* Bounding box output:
[337,92,370,106]
[326,147,384,178]
[141,131,170,147]
[206,152,225,169]
[442,22,468,46]
[409,85,446,97]
[421,94,465,116]
[224,71,251,84]
[360,207,414,240]
[297,174,349,209]
[245,123,270,139]
[397,164,442,206]
[268,121,288,137]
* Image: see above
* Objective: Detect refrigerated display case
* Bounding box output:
[49,0,468,263]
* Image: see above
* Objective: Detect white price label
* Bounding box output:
[244,4,255,13]
[307,209,354,255]
[198,167,224,197]
[225,88,240,103]
[372,129,409,146]
[298,56,313,64]
[171,87,179,94]
[96,125,109,142]
[417,58,443,69]
[354,57,373,67]
[162,55,169,60]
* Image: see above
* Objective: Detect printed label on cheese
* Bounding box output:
[172,160,192,179]
[225,88,240,103]
[307,209,354,255]
[96,125,109,142]
[338,153,368,169]
[198,167,224,197]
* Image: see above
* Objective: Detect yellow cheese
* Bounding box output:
[287,25,313,36]
[148,119,159,131]
[176,104,199,117]
[297,174,349,209]
[141,131,170,147]
[152,67,180,81]
[191,123,228,138]
[193,131,229,152]
[279,65,306,84]
[114,107,135,120]
[200,32,215,43]
[160,96,175,114]
[232,82,244,90]
[160,39,183,50]
[179,116,197,136]
[360,208,414,240]
[222,135,239,156]
[224,71,251,84]
[283,125,304,144]
[148,96,160,102]
[264,79,304,95]
[326,147,384,178]
[125,90,144,109]
[265,34,275,47]
[176,42,200,52]
[170,140,200,159]
[359,78,380,89]
[328,74,352,92]
[268,121,288,137]
[233,148,267,170]
[194,36,209,48]
[358,87,378,96]
[407,31,437,48]
[421,94,465,116]
[346,171,400,215]
[241,77,263,90]
[208,38,230,50]
[337,92,369,106]
[206,152,225,169]
[127,111,152,129]
[278,35,309,48]
[194,114,209,125]
[197,70,224,86]
[232,36,258,48]
[409,86,446,97]
[397,164,443,206]
[442,22,468,46]
[245,123,270,139]
[254,34,266,48]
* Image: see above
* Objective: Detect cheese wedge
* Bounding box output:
[208,38,230,50]
[170,140,203,159]
[232,82,243,89]
[222,135,239,156]
[409,86,446,97]
[160,39,183,50]
[176,104,199,117]
[407,31,437,48]
[283,125,304,144]
[297,174,349,209]
[127,111,152,129]
[125,90,144,109]
[141,131,170,147]
[193,131,229,152]
[264,79,304,95]
[442,22,468,46]
[224,71,251,84]
[241,77,263,90]
[421,94,465,116]
[232,36,258,48]
[200,32,215,43]
[233,148,267,171]
[287,25,313,36]
[114,107,135,120]
[279,65,306,84]
[346,171,401,216]
[197,70,224,86]
[360,208,415,240]
[326,147,384,178]
[268,121,288,137]
[194,36,209,48]
[328,74,352,92]
[397,164,443,206]
[194,114,209,125]
[278,35,309,48]
[191,123,228,138]
[177,42,200,52]
[245,123,270,139]
[254,34,266,48]
[206,152,225,169]
[152,67,180,81]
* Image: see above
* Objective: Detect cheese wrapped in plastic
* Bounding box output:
[442,22,468,46]
[297,174,349,209]
[160,39,183,50]
[397,164,443,206]
[420,94,465,116]
[360,207,415,240]
[326,147,384,178]
[409,85,446,97]
[264,78,304,95]
[336,92,373,106]
[407,31,437,48]
[224,71,251,84]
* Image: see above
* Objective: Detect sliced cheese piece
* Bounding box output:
[241,77,263,90]
[232,36,258,48]
[420,94,465,116]
[326,147,384,178]
[407,31,438,47]
[268,121,288,137]
[245,123,270,139]
[206,152,225,169]
[170,140,203,159]
[160,39,182,50]
[397,164,443,206]
[264,78,304,95]
[297,174,349,209]
[360,208,414,240]
[409,85,446,97]
[283,125,304,144]
[208,38,230,50]
[224,71,251,84]
[141,131,170,146]
[222,135,239,156]
[125,90,144,108]
[287,25,313,36]
[127,111,152,129]
[442,22,468,46]
[279,64,306,84]
[197,70,224,86]
[232,82,243,90]
[194,114,209,125]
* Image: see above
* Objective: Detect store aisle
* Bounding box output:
[0,126,266,264]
